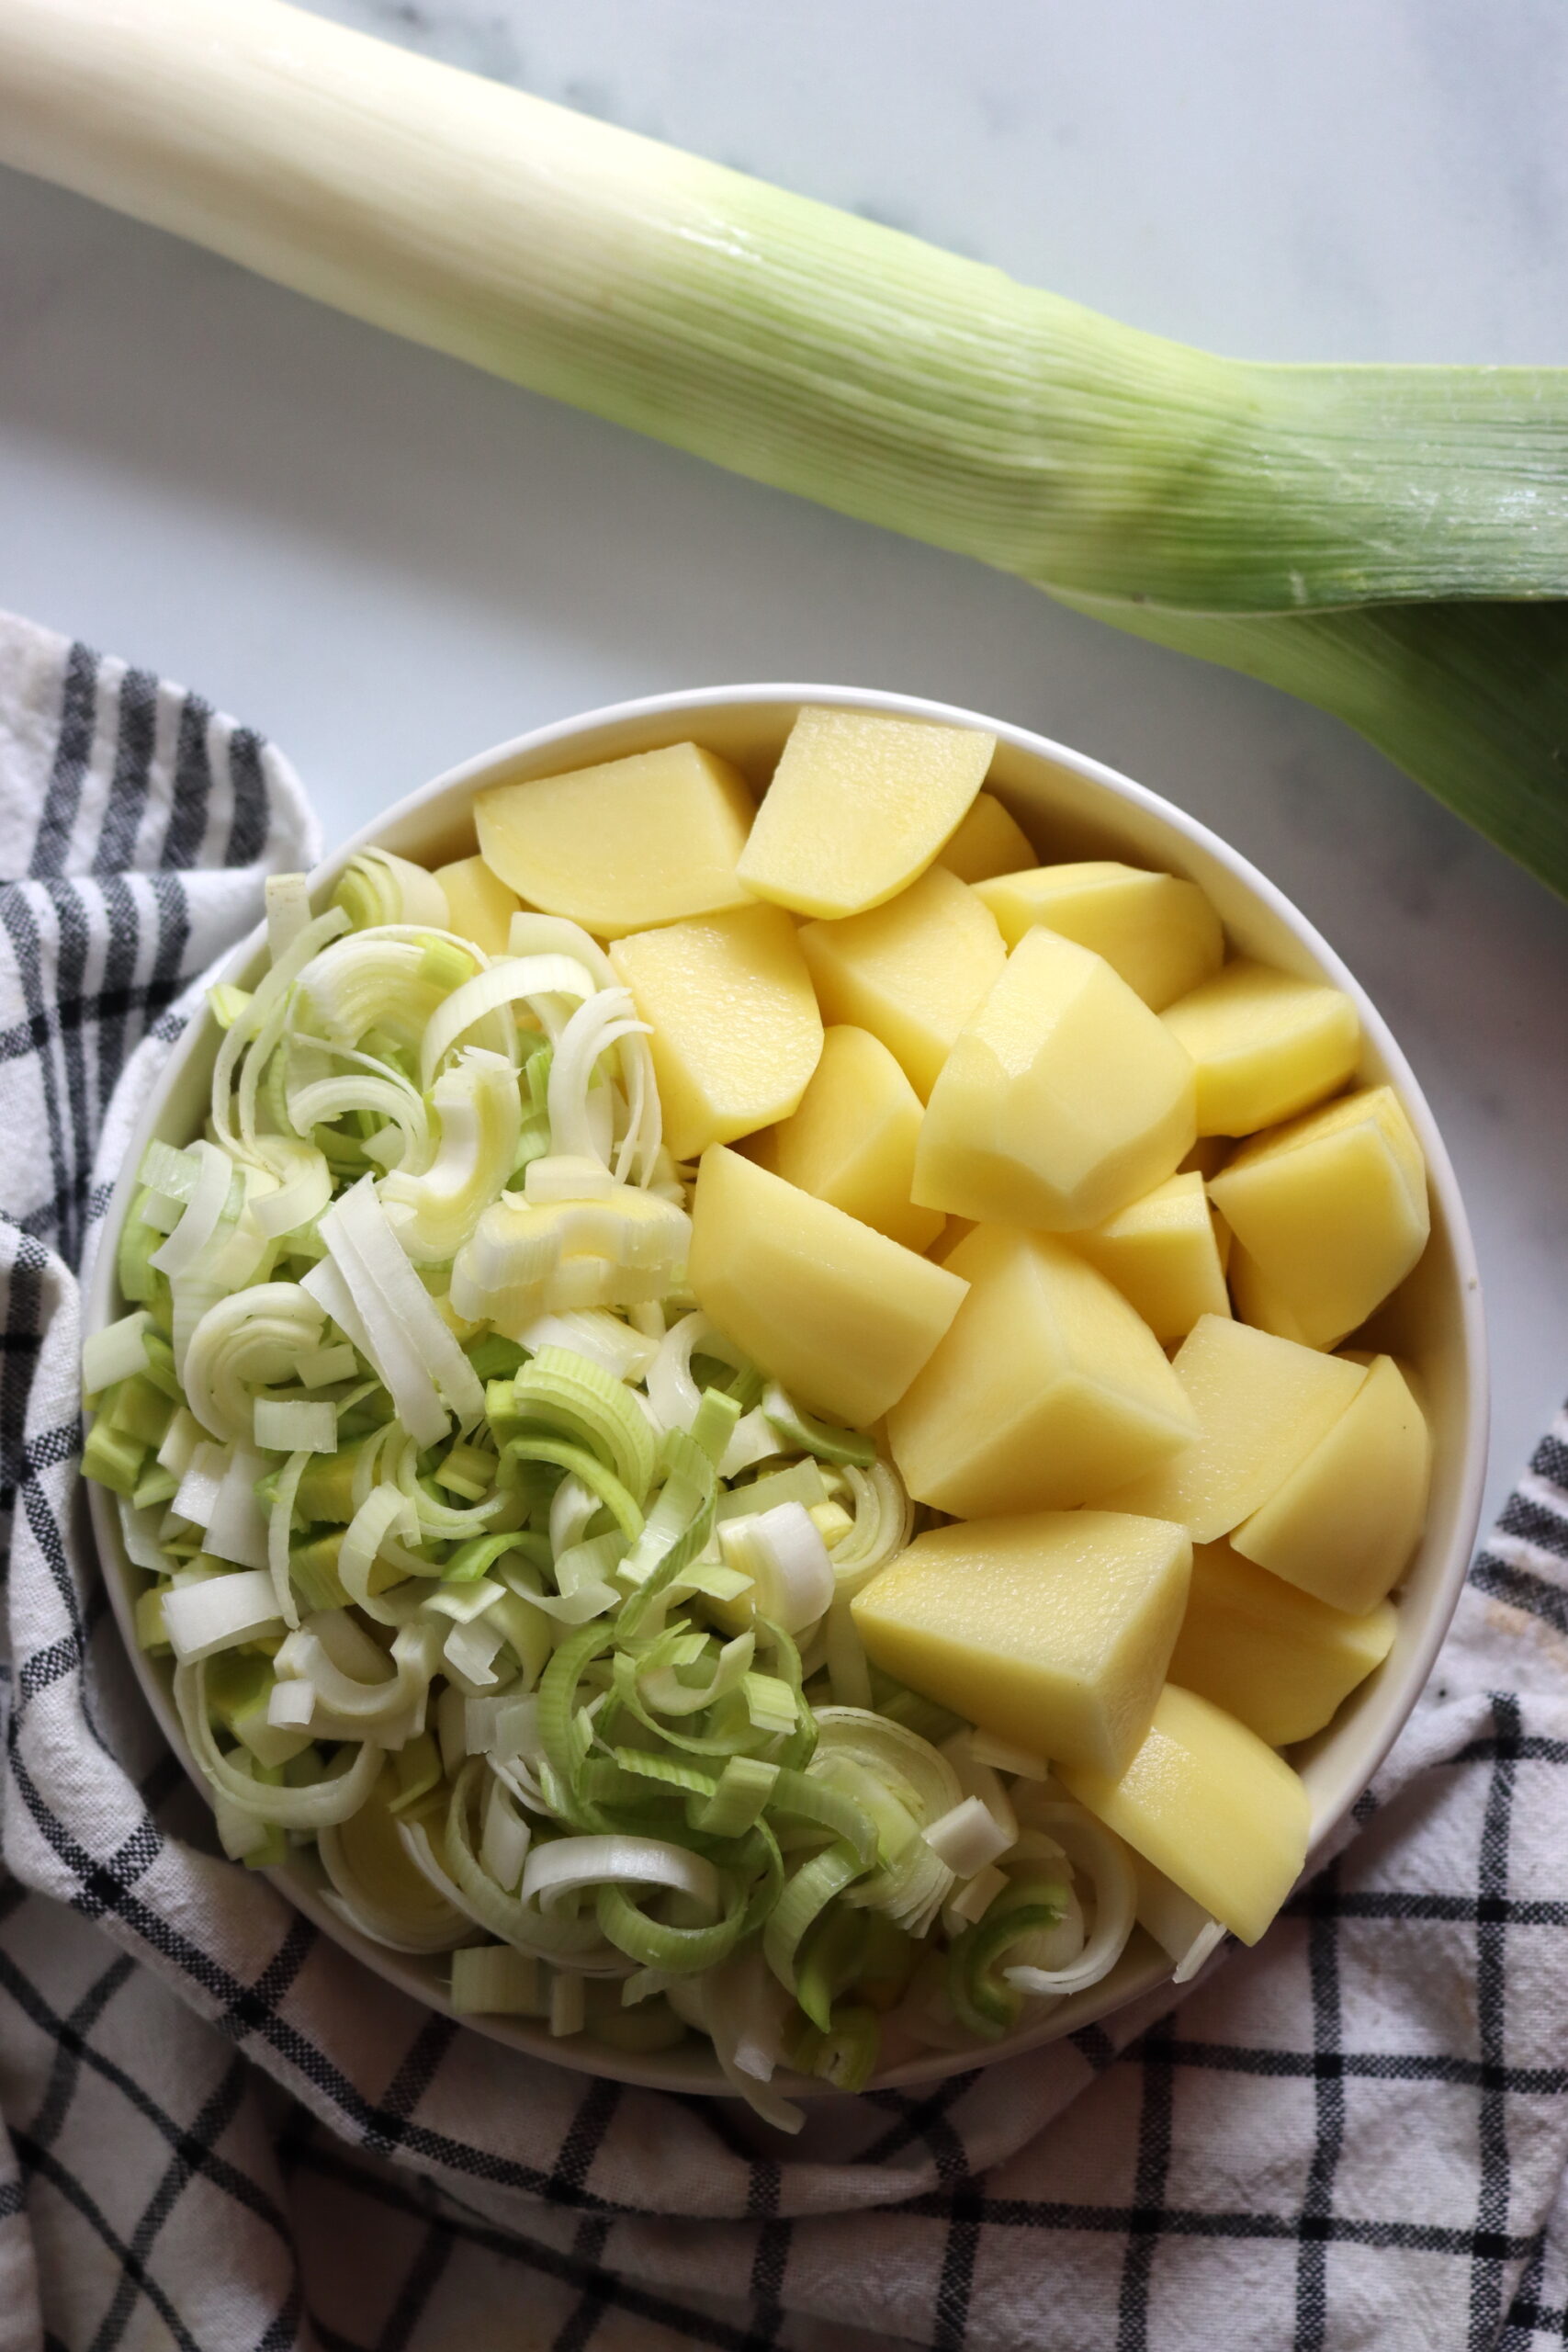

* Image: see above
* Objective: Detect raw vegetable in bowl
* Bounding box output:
[82,707,1436,2125]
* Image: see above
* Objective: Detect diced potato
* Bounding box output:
[1231,1353,1431,1614]
[434,854,524,956]
[1179,1135,1233,1181]
[851,1511,1191,1777]
[1168,1541,1397,1747]
[911,928,1196,1230]
[1072,1170,1230,1343]
[753,1025,944,1253]
[975,861,1224,1011]
[737,707,995,919]
[474,741,755,938]
[798,865,1006,1099]
[610,907,822,1163]
[886,1225,1199,1518]
[1160,959,1359,1136]
[938,792,1038,885]
[1208,1085,1429,1348]
[686,1146,967,1427]
[1104,1314,1366,1542]
[1059,1683,1311,1944]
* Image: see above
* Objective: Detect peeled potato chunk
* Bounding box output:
[610,906,822,1163]
[1161,959,1359,1136]
[737,707,994,919]
[1208,1085,1429,1349]
[886,1225,1199,1518]
[911,928,1196,1230]
[939,792,1038,885]
[976,861,1224,1012]
[1073,1170,1231,1343]
[1169,1541,1397,1747]
[434,854,524,956]
[753,1025,944,1253]
[798,865,1006,1099]
[1231,1353,1431,1614]
[851,1511,1192,1777]
[475,741,755,938]
[1059,1682,1311,1944]
[1105,1314,1366,1543]
[686,1146,967,1427]
[1226,1243,1312,1343]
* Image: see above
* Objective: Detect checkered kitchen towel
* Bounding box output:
[5,607,1568,2352]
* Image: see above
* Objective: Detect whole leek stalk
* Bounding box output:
[2,0,1565,887]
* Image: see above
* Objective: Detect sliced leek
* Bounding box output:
[84,842,1152,2126]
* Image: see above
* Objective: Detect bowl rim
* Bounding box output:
[84,678,1489,2101]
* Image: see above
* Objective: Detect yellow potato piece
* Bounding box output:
[1104,1314,1366,1542]
[886,1225,1198,1518]
[851,1511,1191,1777]
[1059,1682,1311,1944]
[1168,1541,1397,1747]
[1226,1241,1312,1343]
[797,865,1006,1099]
[1231,1353,1432,1614]
[1208,1085,1429,1348]
[753,1025,944,1253]
[938,792,1038,885]
[434,854,524,957]
[686,1146,967,1428]
[610,906,822,1163]
[1179,1135,1234,1182]
[976,861,1224,1012]
[1160,958,1359,1136]
[474,741,755,938]
[1072,1170,1231,1343]
[737,707,995,919]
[911,928,1196,1230]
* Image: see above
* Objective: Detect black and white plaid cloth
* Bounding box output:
[5,605,1568,2352]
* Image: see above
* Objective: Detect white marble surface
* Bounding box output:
[2,0,1566,1536]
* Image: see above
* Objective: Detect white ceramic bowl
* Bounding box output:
[85,684,1488,2098]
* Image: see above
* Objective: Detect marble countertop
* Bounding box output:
[2,0,1565,1538]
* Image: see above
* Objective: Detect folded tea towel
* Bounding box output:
[4,605,1567,2352]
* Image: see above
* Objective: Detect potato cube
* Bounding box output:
[1208,1085,1429,1348]
[798,865,1006,1098]
[911,928,1196,1230]
[1072,1170,1231,1342]
[1231,1353,1431,1614]
[938,792,1038,885]
[434,854,524,957]
[976,861,1224,1012]
[1168,1541,1397,1747]
[886,1225,1199,1518]
[1226,1242,1312,1343]
[1059,1683,1311,1943]
[851,1511,1192,1777]
[1160,959,1359,1136]
[1104,1315,1366,1542]
[752,1025,944,1253]
[737,707,994,919]
[1179,1136,1234,1182]
[610,907,822,1163]
[475,741,754,938]
[686,1146,967,1427]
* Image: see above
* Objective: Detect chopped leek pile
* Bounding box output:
[82,849,1136,2125]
